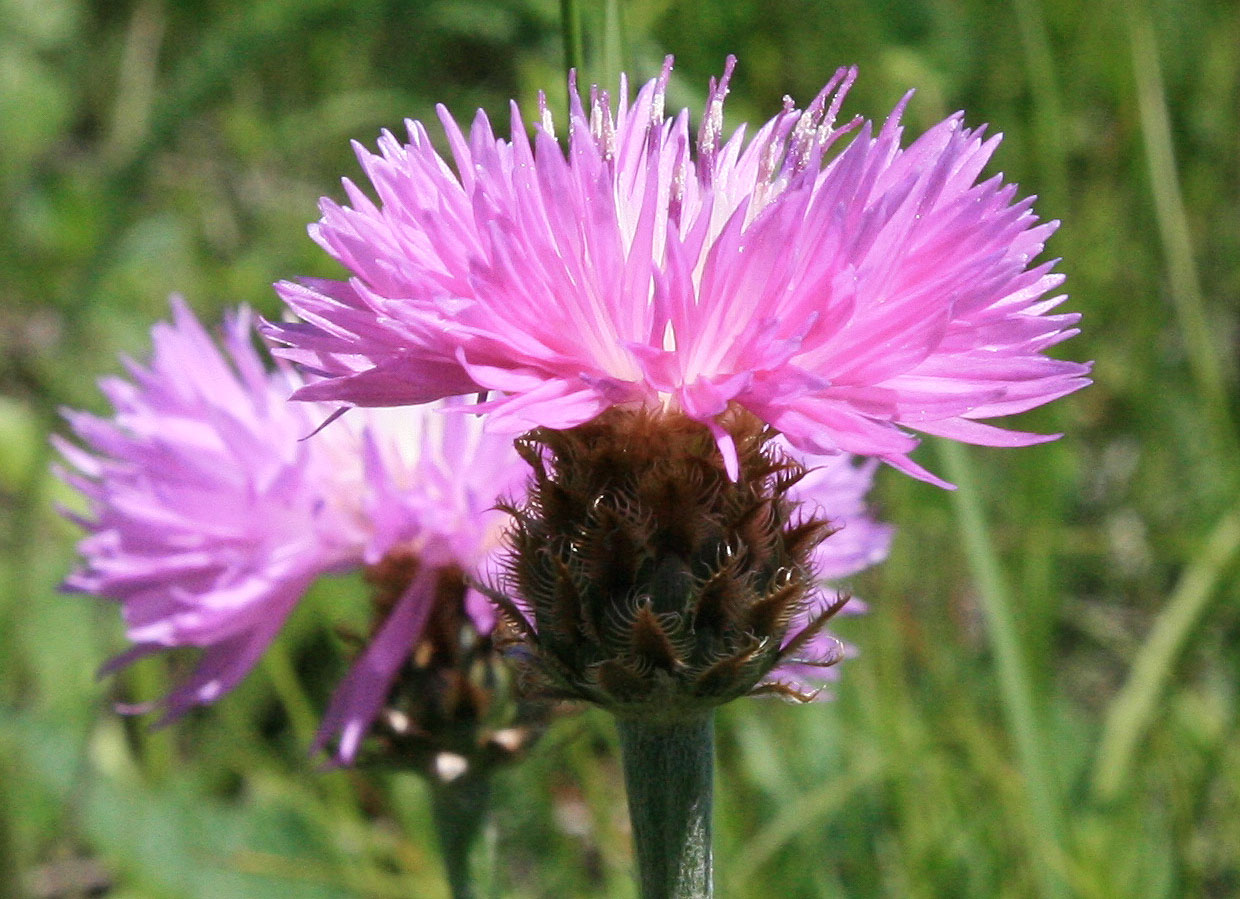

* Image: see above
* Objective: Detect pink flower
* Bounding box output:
[56,299,524,762]
[268,57,1090,486]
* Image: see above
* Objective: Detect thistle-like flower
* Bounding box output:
[267,58,1083,712]
[268,56,1089,486]
[265,60,1089,895]
[56,299,532,771]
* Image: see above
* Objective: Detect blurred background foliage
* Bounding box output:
[2,0,1238,895]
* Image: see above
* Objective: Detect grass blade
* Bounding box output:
[1128,7,1238,464]
[937,439,1068,899]
[1091,505,1240,803]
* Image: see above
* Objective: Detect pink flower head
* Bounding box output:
[268,57,1090,486]
[56,298,524,763]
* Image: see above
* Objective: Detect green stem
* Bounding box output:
[937,441,1067,899]
[0,758,18,899]
[600,0,626,94]
[429,776,492,899]
[1127,7,1238,464]
[1010,0,1067,215]
[560,0,584,77]
[616,714,714,899]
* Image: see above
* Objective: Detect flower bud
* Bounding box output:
[352,552,547,781]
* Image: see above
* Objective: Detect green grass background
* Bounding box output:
[2,0,1238,895]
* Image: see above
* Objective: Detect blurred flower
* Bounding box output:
[268,57,1090,486]
[55,299,526,765]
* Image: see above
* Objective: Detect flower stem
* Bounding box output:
[559,0,583,77]
[937,440,1067,898]
[616,714,714,899]
[429,775,493,899]
[1127,8,1238,466]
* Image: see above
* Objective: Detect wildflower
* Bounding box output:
[262,59,1082,893]
[56,299,529,768]
[267,56,1090,486]
[266,58,1083,713]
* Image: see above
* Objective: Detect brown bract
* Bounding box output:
[491,407,849,721]
[358,556,545,780]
